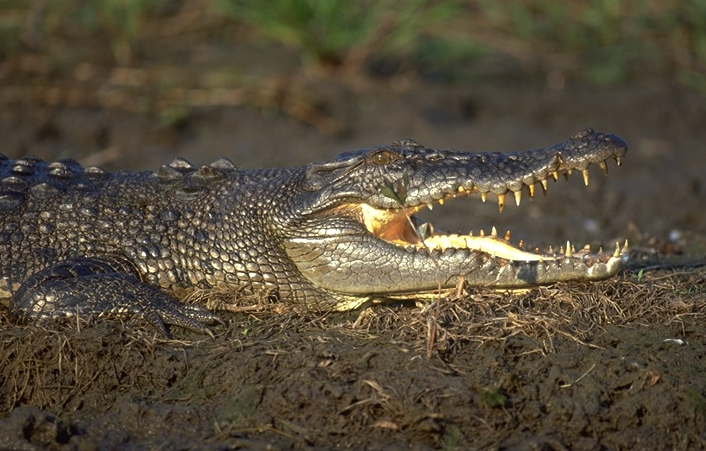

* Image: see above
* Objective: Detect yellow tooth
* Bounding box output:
[622,239,629,252]
[505,230,511,240]
[599,160,608,176]
[615,156,622,166]
[438,198,444,206]
[427,203,433,211]
[613,242,620,257]
[565,241,572,257]
[548,245,554,254]
[458,185,465,193]
[551,171,559,181]
[540,179,548,195]
[491,226,497,237]
[480,229,485,237]
[497,193,505,213]
[527,184,535,197]
[514,190,522,206]
[583,244,591,252]
[480,192,487,202]
[582,168,590,186]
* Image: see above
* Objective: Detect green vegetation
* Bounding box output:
[472,0,706,88]
[214,0,459,69]
[0,0,704,90]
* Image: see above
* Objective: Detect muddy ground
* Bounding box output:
[1,43,706,449]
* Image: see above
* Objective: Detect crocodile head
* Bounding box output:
[285,128,628,309]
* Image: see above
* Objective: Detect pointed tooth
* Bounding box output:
[527,183,535,198]
[598,246,603,254]
[505,230,511,240]
[615,156,622,166]
[497,193,505,213]
[491,226,497,237]
[480,192,487,202]
[551,171,559,181]
[438,198,444,206]
[540,179,548,195]
[565,241,572,257]
[458,185,466,193]
[571,244,576,253]
[613,242,620,257]
[427,203,433,211]
[563,172,569,181]
[583,244,591,252]
[582,168,590,186]
[548,245,554,254]
[514,190,522,206]
[599,161,608,176]
[622,239,629,253]
[480,229,485,237]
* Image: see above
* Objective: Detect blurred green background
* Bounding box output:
[1,0,704,110]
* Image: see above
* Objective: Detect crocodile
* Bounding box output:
[0,128,628,335]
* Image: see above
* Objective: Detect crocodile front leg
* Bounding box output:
[10,256,221,337]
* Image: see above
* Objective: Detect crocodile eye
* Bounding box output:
[372,151,392,165]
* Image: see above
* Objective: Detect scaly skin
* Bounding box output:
[0,128,628,335]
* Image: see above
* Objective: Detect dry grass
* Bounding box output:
[1,265,704,418]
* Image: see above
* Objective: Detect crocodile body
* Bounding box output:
[0,128,628,335]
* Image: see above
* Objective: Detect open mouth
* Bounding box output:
[349,173,626,263]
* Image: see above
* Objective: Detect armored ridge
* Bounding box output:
[0,128,628,335]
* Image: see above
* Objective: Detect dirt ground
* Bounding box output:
[1,44,706,449]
